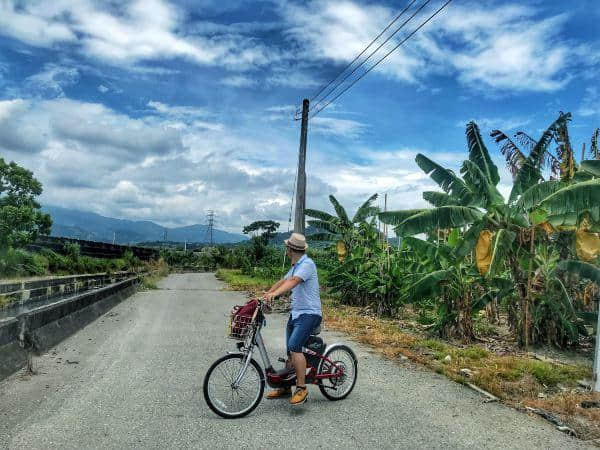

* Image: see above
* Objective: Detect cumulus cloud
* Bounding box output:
[0,0,279,72]
[280,1,590,93]
[0,97,338,231]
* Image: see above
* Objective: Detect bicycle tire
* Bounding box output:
[203,354,265,418]
[318,344,358,401]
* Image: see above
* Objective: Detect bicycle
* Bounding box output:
[203,299,358,418]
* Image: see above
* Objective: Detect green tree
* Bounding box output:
[306,193,379,252]
[242,220,280,245]
[242,220,280,264]
[0,159,52,249]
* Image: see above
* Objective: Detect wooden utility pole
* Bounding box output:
[294,99,309,235]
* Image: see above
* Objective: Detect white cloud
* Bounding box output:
[0,96,337,231]
[220,75,256,87]
[0,1,76,47]
[266,70,320,88]
[97,84,109,93]
[456,117,531,131]
[311,117,367,138]
[0,0,279,72]
[24,64,79,98]
[280,1,588,93]
[578,86,600,118]
[147,100,210,120]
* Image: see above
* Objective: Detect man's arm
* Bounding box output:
[265,278,286,294]
[264,276,302,301]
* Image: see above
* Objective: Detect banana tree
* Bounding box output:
[381,115,600,344]
[306,193,379,255]
[326,220,405,314]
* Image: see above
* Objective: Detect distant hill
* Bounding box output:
[42,205,248,245]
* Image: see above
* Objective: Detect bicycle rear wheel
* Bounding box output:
[318,344,358,400]
[203,354,265,418]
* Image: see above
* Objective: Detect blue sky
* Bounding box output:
[0,0,599,233]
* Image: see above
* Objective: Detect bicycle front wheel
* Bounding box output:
[203,354,265,418]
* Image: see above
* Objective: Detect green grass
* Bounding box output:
[0,294,13,308]
[456,346,490,360]
[515,360,590,386]
[215,268,275,291]
[421,339,448,353]
[140,275,159,290]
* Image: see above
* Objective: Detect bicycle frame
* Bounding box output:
[231,308,345,389]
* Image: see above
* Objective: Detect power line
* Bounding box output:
[310,0,454,119]
[303,0,419,110]
[308,0,428,116]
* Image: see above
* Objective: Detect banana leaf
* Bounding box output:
[397,206,483,236]
[581,160,600,177]
[539,179,600,224]
[466,121,500,185]
[406,269,452,300]
[352,193,378,223]
[415,154,473,203]
[305,209,335,222]
[329,195,350,226]
[490,129,526,177]
[307,219,339,235]
[461,159,504,206]
[379,209,426,225]
[422,191,460,207]
[517,180,566,211]
[487,229,516,277]
[558,260,600,283]
[509,113,570,203]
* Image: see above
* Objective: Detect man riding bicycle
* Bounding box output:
[263,232,321,406]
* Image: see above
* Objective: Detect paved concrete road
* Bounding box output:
[0,274,590,449]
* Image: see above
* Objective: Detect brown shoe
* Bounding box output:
[290,387,308,405]
[266,387,292,399]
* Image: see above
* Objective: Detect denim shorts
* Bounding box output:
[286,314,322,353]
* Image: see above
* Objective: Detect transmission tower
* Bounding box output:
[205,210,215,245]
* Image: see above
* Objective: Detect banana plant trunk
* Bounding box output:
[508,253,529,345]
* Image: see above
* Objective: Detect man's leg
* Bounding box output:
[291,351,307,387]
[287,315,321,405]
[285,315,293,369]
[266,316,294,399]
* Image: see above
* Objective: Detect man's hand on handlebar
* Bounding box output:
[263,291,277,302]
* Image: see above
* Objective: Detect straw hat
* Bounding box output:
[284,232,308,251]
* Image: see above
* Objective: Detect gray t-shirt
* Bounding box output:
[285,254,321,319]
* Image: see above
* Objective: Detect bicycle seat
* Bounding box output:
[310,325,321,336]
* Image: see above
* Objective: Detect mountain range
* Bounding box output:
[42,205,247,245]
